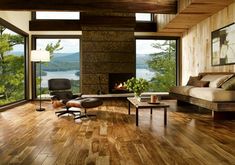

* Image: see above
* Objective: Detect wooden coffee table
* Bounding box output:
[127,97,170,126]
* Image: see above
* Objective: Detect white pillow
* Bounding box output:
[201,74,233,88]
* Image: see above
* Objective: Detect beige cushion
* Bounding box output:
[201,74,233,88]
[170,86,195,96]
[189,87,235,101]
[221,77,235,90]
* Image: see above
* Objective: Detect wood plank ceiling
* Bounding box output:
[158,0,235,33]
[2,0,234,34]
[0,0,177,14]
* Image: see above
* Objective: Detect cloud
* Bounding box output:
[36,39,80,53]
[136,40,164,55]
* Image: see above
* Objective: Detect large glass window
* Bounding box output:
[0,25,26,106]
[34,38,80,98]
[136,13,152,21]
[36,12,80,20]
[136,39,177,92]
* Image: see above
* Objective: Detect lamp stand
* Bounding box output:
[36,61,45,111]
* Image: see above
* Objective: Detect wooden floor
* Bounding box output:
[0,99,235,165]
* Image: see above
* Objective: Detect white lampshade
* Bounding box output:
[31,50,50,62]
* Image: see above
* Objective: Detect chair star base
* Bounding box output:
[55,107,81,117]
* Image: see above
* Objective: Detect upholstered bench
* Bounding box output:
[66,98,103,119]
[169,72,235,120]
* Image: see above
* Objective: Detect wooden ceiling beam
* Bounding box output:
[0,0,177,14]
[29,20,157,32]
[158,0,235,33]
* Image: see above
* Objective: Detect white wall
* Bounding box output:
[0,11,31,33]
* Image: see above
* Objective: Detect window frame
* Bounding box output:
[0,18,29,109]
[135,36,180,89]
[31,35,81,100]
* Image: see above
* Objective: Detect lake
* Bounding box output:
[41,70,79,87]
[136,68,155,81]
[41,68,154,87]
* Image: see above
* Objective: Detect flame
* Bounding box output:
[114,83,126,90]
[117,83,123,88]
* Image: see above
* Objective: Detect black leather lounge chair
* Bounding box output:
[48,78,82,117]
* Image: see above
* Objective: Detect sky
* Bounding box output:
[36,12,80,20]
[136,40,165,55]
[36,39,80,53]
[135,13,151,21]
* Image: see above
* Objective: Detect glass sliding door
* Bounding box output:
[34,37,80,99]
[0,24,26,106]
[136,39,177,92]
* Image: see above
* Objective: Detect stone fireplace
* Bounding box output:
[80,12,135,94]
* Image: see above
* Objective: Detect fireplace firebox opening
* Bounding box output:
[109,73,135,93]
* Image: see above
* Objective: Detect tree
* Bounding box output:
[0,25,24,105]
[147,40,176,92]
[45,40,63,57]
[0,26,24,60]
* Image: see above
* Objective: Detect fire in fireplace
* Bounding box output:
[109,73,135,93]
[114,82,126,90]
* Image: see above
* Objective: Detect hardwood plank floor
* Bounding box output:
[0,100,234,165]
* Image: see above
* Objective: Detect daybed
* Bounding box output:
[169,72,235,120]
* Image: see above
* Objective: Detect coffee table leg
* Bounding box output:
[150,108,152,115]
[164,107,167,126]
[136,107,138,126]
[128,101,130,115]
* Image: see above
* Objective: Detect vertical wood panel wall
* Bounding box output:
[181,2,235,85]
[81,13,135,94]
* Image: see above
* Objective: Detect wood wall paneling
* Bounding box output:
[181,2,235,84]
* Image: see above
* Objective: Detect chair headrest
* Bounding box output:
[48,79,71,90]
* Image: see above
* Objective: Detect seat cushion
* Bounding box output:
[170,86,195,96]
[66,98,103,108]
[189,87,235,101]
[80,98,103,108]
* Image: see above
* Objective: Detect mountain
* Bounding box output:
[6,51,24,56]
[42,52,80,71]
[51,52,80,62]
[136,54,151,69]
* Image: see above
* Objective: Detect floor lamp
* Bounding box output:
[31,50,50,111]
